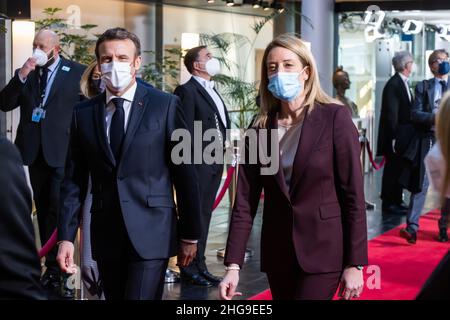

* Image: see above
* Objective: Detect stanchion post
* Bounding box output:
[217,141,253,260]
[361,128,375,210]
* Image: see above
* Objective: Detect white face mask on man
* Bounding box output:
[32,47,55,67]
[101,61,134,92]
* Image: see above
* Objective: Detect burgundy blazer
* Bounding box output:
[224,103,368,274]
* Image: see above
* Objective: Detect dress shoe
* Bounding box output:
[59,273,75,300]
[400,227,417,244]
[383,204,407,215]
[41,271,60,291]
[200,270,223,284]
[181,273,212,287]
[438,228,449,242]
[165,269,180,283]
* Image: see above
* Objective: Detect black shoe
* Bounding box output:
[165,269,180,283]
[200,270,223,284]
[41,271,60,291]
[438,228,449,242]
[400,227,417,244]
[59,273,75,300]
[181,273,212,287]
[383,204,407,215]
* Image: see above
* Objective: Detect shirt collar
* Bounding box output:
[193,75,214,89]
[398,72,409,83]
[435,76,448,84]
[47,55,61,72]
[106,80,138,106]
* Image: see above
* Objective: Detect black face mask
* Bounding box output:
[90,78,103,96]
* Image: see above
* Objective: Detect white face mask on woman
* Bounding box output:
[100,61,134,92]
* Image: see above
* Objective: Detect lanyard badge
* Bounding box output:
[31,106,46,123]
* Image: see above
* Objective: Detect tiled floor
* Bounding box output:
[162,168,441,300]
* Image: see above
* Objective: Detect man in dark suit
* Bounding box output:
[377,51,414,215]
[174,46,230,287]
[0,29,85,298]
[57,28,201,300]
[399,49,450,244]
[0,138,46,300]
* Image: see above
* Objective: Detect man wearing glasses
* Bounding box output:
[399,49,450,244]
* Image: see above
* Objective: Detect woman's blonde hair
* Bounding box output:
[80,61,99,98]
[436,91,450,200]
[255,33,337,128]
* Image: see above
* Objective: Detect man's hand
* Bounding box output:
[177,241,197,268]
[18,57,38,80]
[56,241,77,274]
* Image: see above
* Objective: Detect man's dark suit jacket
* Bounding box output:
[58,83,201,261]
[0,138,45,299]
[224,104,368,274]
[399,78,438,193]
[377,72,413,157]
[0,57,86,167]
[174,77,231,151]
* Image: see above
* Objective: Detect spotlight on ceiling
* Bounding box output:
[261,1,270,11]
[271,1,285,13]
[226,0,235,6]
[207,0,215,3]
[252,0,260,8]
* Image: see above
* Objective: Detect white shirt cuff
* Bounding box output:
[180,239,198,244]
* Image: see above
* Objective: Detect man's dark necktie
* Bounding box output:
[110,98,125,163]
[39,67,48,101]
[440,80,448,94]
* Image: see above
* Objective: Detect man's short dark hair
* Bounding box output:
[95,28,141,59]
[428,49,449,67]
[184,46,207,74]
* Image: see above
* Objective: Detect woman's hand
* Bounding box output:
[338,266,364,300]
[219,270,242,300]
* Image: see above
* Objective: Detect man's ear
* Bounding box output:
[134,55,142,71]
[192,60,202,73]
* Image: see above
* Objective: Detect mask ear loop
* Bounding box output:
[300,66,310,82]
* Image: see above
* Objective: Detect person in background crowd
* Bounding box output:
[0,137,46,300]
[78,62,104,299]
[0,29,86,299]
[399,49,450,244]
[174,46,230,287]
[56,28,201,300]
[219,34,368,300]
[333,66,359,118]
[423,91,450,242]
[80,62,104,99]
[377,51,414,215]
[416,93,450,300]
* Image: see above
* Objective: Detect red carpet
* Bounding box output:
[249,210,450,300]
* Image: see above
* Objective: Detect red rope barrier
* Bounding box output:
[365,140,386,171]
[40,162,238,256]
[38,229,57,258]
[212,165,236,211]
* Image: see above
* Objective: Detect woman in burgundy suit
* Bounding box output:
[219,34,368,300]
